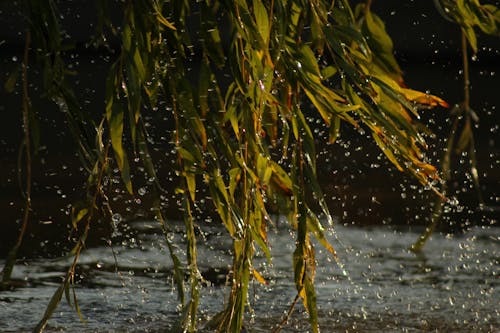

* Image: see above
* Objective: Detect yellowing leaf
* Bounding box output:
[153,5,176,30]
[401,88,449,108]
[252,269,268,285]
[373,133,404,172]
[270,161,293,195]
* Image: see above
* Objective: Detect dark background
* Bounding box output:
[0,1,498,258]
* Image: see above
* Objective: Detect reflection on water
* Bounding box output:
[1,221,498,332]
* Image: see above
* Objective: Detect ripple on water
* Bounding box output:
[0,223,498,332]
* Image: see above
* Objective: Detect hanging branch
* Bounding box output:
[412,0,500,250]
[34,143,111,333]
[2,30,32,287]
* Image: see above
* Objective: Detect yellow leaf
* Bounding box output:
[401,88,449,108]
[153,5,176,30]
[252,269,268,285]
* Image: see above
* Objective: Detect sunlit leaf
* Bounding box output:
[252,268,268,285]
[153,6,176,30]
[34,276,69,333]
[306,213,338,260]
[106,101,133,194]
[253,0,269,45]
[320,65,337,80]
[270,160,293,195]
[401,88,450,108]
[373,132,404,171]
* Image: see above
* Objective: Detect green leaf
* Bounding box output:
[361,6,402,81]
[270,160,293,195]
[320,65,337,80]
[178,147,196,163]
[298,45,321,77]
[198,62,210,116]
[256,154,272,185]
[123,23,132,51]
[307,212,337,260]
[34,276,70,333]
[229,167,241,198]
[364,8,393,51]
[71,207,88,228]
[462,26,478,52]
[329,115,341,144]
[304,276,319,333]
[185,172,196,202]
[133,48,146,83]
[372,132,404,171]
[106,101,133,194]
[253,0,269,45]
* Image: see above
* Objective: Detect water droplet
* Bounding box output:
[112,213,122,224]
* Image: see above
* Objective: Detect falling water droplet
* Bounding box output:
[112,213,122,224]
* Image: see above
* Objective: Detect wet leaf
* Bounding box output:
[373,132,404,171]
[401,88,450,108]
[304,276,319,333]
[298,44,321,77]
[270,160,293,195]
[185,172,196,202]
[252,268,268,285]
[307,212,338,260]
[329,115,341,144]
[253,0,269,45]
[320,65,337,80]
[361,6,403,82]
[153,6,176,30]
[71,207,88,228]
[106,101,133,194]
[34,277,69,333]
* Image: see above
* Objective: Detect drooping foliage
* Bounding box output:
[412,0,500,251]
[2,0,498,332]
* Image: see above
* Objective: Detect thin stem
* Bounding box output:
[461,31,484,206]
[34,144,110,333]
[272,293,300,333]
[410,116,458,252]
[468,132,484,206]
[2,30,31,285]
[462,32,470,111]
[411,29,479,252]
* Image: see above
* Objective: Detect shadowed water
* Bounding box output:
[1,221,498,332]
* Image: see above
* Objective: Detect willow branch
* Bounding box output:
[2,29,32,285]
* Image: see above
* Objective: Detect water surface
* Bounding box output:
[1,222,498,332]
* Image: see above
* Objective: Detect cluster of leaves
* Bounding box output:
[434,0,500,52]
[8,0,496,332]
